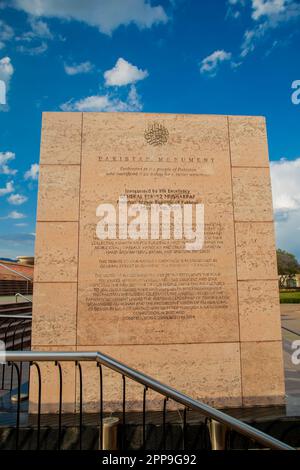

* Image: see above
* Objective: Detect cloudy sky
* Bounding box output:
[0,0,300,260]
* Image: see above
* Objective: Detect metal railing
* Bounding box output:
[0,317,31,410]
[15,293,32,304]
[2,350,295,451]
[0,316,32,353]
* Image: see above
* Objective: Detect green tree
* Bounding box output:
[277,249,300,288]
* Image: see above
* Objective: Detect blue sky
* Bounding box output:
[0,0,300,260]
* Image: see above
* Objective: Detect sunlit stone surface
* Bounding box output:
[31,112,284,412]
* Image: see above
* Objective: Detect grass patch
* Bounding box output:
[280,291,300,303]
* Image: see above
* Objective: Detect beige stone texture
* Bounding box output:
[81,113,232,206]
[37,164,80,221]
[77,203,239,346]
[40,112,82,164]
[29,346,76,413]
[77,281,239,346]
[241,341,285,406]
[32,283,77,346]
[31,112,285,410]
[228,116,269,167]
[232,167,274,222]
[76,343,242,411]
[34,222,78,282]
[77,113,239,348]
[238,280,282,342]
[235,222,278,280]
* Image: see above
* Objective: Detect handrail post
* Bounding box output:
[15,293,32,304]
[208,419,228,450]
[102,417,119,450]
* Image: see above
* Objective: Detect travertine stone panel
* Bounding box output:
[32,283,77,346]
[235,222,278,280]
[34,222,78,282]
[77,203,239,345]
[77,280,239,345]
[238,280,282,342]
[81,113,232,205]
[76,343,242,411]
[232,167,274,222]
[40,112,82,164]
[29,346,76,413]
[241,341,285,406]
[229,116,269,167]
[78,113,239,348]
[37,165,80,221]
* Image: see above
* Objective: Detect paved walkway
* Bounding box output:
[281,304,300,415]
[0,295,32,305]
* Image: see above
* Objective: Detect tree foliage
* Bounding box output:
[277,249,300,275]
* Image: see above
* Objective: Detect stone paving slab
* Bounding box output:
[281,304,300,416]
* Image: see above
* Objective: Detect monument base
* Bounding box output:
[29,342,285,414]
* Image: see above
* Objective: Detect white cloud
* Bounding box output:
[252,0,287,21]
[24,163,39,180]
[62,58,146,113]
[0,180,14,196]
[1,164,17,175]
[0,56,13,107]
[240,24,268,57]
[0,151,17,175]
[200,50,232,77]
[12,0,168,35]
[61,95,111,112]
[0,78,4,104]
[17,41,48,55]
[240,1,300,57]
[226,0,246,19]
[64,61,94,75]
[0,56,13,85]
[28,17,53,39]
[275,208,300,261]
[0,20,14,49]
[17,17,53,42]
[60,85,142,112]
[0,151,15,165]
[104,58,148,86]
[15,223,28,227]
[271,158,300,260]
[127,85,142,111]
[7,211,26,219]
[271,158,300,213]
[15,16,53,55]
[7,193,28,205]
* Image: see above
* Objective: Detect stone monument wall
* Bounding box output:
[30,112,284,412]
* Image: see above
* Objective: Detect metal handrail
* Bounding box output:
[0,314,32,319]
[0,262,33,282]
[15,293,32,303]
[4,350,294,450]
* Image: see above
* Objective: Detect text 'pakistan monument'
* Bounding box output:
[31,112,284,411]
